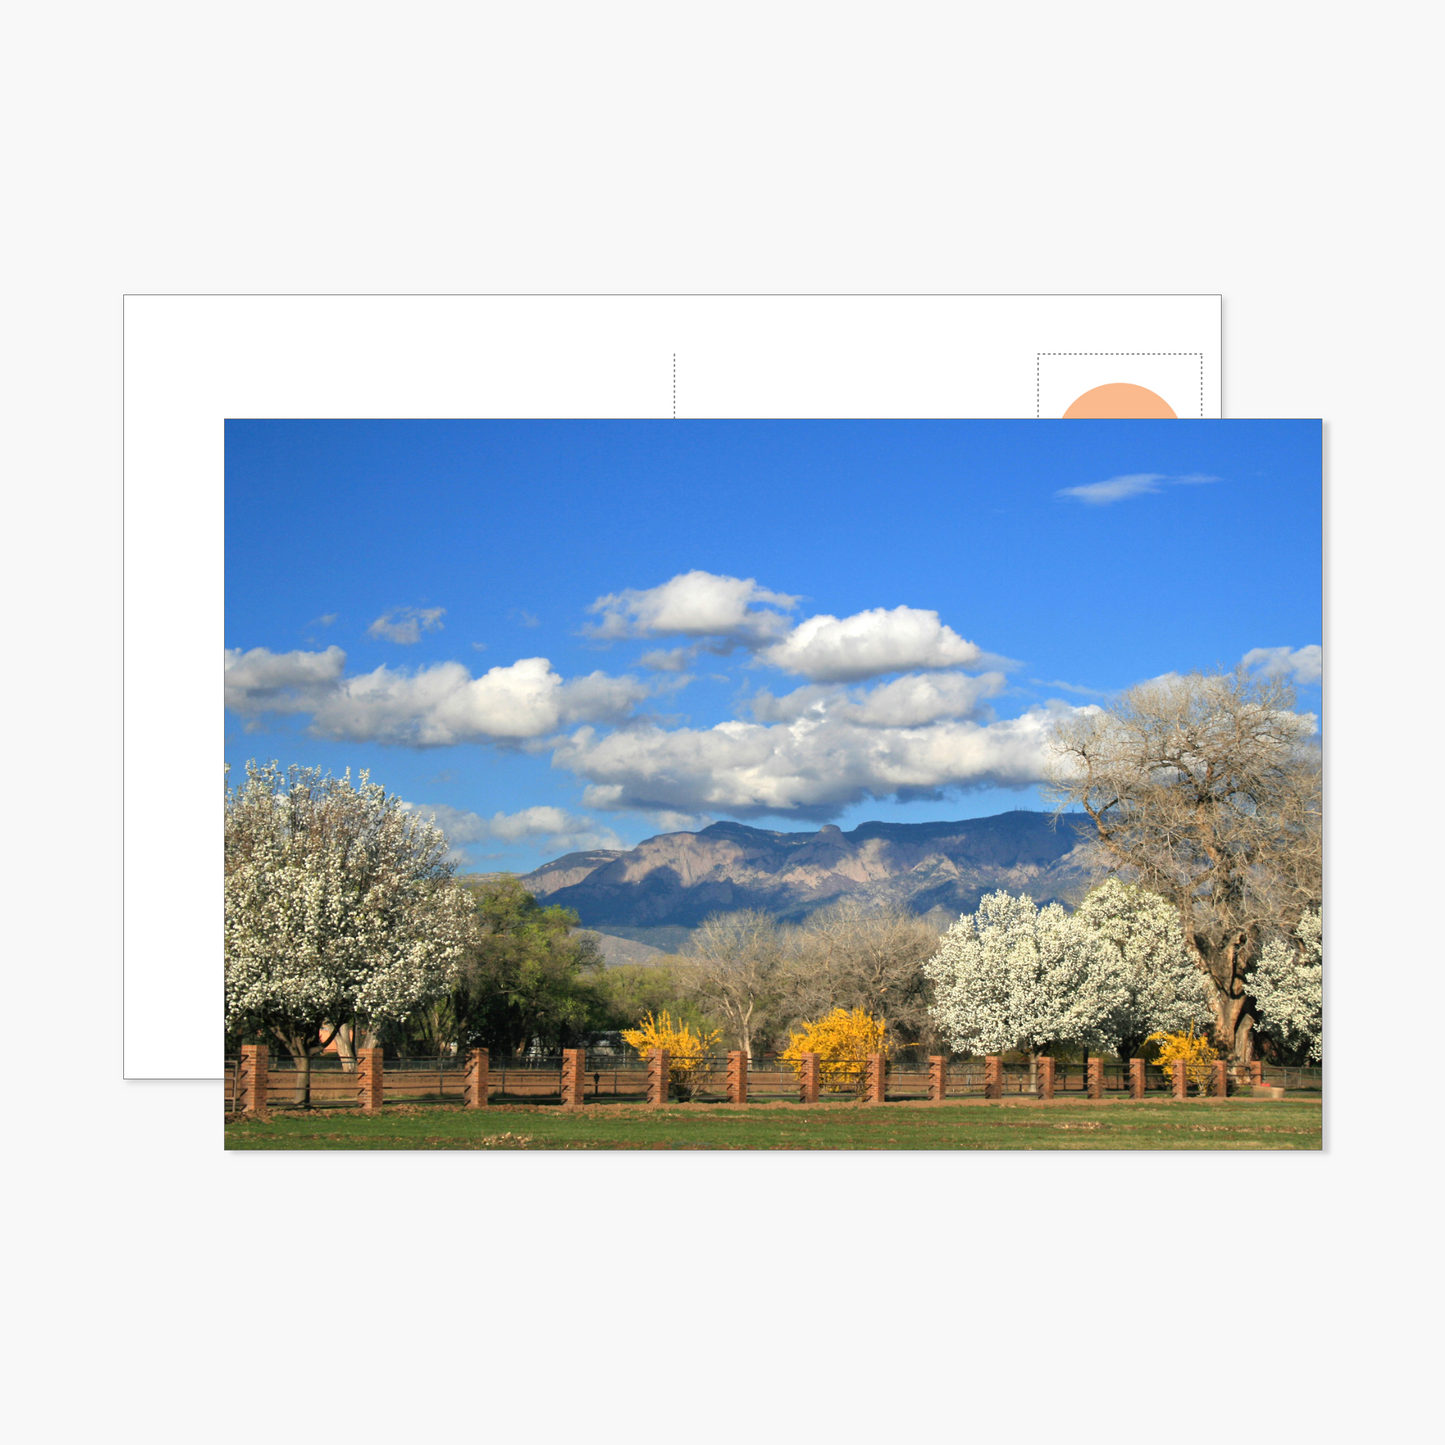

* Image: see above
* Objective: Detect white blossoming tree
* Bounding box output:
[1073,878,1212,1057]
[922,890,1123,1089]
[224,762,475,1105]
[924,883,1212,1084]
[1247,909,1322,1063]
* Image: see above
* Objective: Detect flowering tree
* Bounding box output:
[923,891,1123,1085]
[1247,909,1322,1062]
[781,1007,889,1096]
[224,762,474,1105]
[1073,879,1212,1057]
[924,886,1213,1084]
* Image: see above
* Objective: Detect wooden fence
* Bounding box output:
[226,1045,1319,1113]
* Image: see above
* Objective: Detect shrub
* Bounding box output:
[620,1010,720,1099]
[782,1007,889,1096]
[1145,1026,1218,1094]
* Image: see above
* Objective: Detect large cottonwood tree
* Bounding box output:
[1046,668,1322,1063]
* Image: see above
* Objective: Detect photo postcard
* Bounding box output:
[223,417,1321,1150]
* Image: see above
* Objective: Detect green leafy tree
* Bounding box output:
[447,876,608,1056]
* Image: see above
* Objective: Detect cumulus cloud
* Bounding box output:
[553,701,1089,820]
[759,605,992,681]
[400,800,626,856]
[367,606,446,644]
[586,570,799,646]
[1243,644,1323,685]
[1056,472,1219,505]
[224,647,654,745]
[638,645,698,672]
[224,645,347,713]
[750,670,1006,728]
[642,810,713,834]
[308,659,655,745]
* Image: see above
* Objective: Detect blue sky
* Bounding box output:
[225,420,1321,871]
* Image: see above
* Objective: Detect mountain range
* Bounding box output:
[507,810,1099,953]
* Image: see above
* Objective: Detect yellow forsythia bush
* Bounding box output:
[621,1010,721,1097]
[782,1007,890,1095]
[1145,1026,1218,1094]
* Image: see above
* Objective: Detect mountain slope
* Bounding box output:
[518,811,1098,931]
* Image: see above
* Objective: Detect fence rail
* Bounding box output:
[226,1046,1320,1113]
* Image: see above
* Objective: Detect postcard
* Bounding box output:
[220,417,1320,1150]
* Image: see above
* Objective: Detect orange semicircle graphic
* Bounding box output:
[1063,382,1177,419]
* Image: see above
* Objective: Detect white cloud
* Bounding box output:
[225,647,654,744]
[638,645,698,671]
[642,810,712,834]
[553,701,1089,820]
[224,645,347,713]
[586,570,798,646]
[750,670,1006,727]
[760,605,989,682]
[1056,472,1219,505]
[367,606,446,644]
[400,799,626,856]
[1032,678,1108,697]
[1243,644,1323,685]
[309,658,654,745]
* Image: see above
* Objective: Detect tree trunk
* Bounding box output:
[334,1021,357,1072]
[1028,1052,1039,1097]
[292,1046,312,1107]
[1206,983,1255,1064]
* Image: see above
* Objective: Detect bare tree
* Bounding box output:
[680,911,784,1062]
[778,899,944,1049]
[1045,667,1322,1063]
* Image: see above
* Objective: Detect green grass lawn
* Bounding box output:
[224,1098,1322,1150]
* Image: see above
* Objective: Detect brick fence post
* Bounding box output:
[928,1056,948,1102]
[726,1050,748,1104]
[647,1049,670,1106]
[561,1048,586,1107]
[358,1047,384,1113]
[1250,1059,1264,1088]
[1037,1056,1055,1100]
[799,1052,820,1104]
[864,1053,886,1104]
[983,1055,1001,1100]
[1129,1058,1145,1100]
[1087,1057,1103,1100]
[1171,1059,1187,1100]
[463,1048,489,1108]
[1210,1060,1228,1098]
[239,1043,268,1114]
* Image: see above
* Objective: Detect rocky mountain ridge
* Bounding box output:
[517,811,1098,943]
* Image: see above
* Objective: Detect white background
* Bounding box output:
[6,3,1438,1441]
[124,293,1220,1080]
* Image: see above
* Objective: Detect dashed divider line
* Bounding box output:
[1035,352,1205,418]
